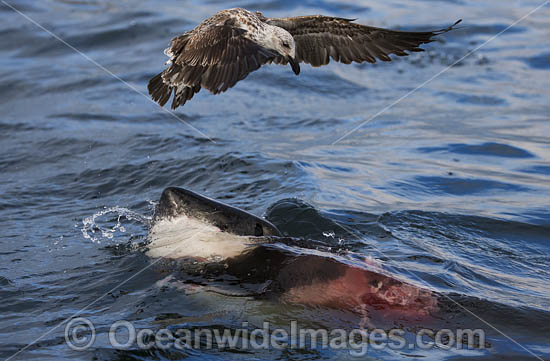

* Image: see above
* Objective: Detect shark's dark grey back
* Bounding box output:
[154,187,282,237]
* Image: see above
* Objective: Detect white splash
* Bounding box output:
[323,231,345,246]
[81,206,150,244]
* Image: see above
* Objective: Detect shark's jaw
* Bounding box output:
[147,187,281,260]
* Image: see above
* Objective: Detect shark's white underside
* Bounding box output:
[147,215,254,260]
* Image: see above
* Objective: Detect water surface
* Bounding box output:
[1,0,549,360]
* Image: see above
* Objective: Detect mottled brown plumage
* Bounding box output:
[148,8,461,110]
[266,16,461,67]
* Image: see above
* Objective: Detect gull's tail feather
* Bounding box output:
[148,70,202,110]
[171,84,201,110]
[148,72,172,108]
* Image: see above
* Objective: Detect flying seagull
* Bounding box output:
[148,8,461,109]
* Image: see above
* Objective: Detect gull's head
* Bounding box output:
[264,26,300,75]
[272,28,296,57]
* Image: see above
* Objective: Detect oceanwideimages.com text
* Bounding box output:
[65,318,486,357]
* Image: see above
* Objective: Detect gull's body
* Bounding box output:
[148,8,460,109]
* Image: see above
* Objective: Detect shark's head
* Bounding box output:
[154,187,281,237]
[148,187,281,260]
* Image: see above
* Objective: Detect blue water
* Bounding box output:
[1,0,549,360]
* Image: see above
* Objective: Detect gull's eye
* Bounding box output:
[282,41,290,48]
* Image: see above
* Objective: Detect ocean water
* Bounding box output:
[1,0,549,360]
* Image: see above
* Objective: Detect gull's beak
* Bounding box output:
[289,57,300,75]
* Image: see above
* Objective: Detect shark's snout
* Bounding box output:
[154,187,185,220]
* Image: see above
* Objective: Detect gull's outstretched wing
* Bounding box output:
[148,25,278,109]
[265,16,461,67]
